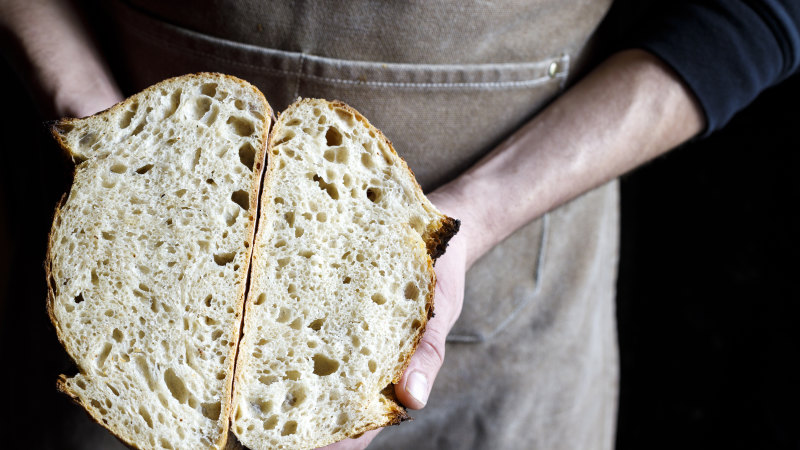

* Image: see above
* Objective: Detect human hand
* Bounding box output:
[0,0,124,119]
[49,73,123,119]
[317,190,472,449]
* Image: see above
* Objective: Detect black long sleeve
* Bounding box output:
[630,0,800,136]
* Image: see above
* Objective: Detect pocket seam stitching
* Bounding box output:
[125,9,570,90]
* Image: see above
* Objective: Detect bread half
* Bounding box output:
[46,73,271,449]
[231,99,459,449]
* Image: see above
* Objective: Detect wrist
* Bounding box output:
[427,176,494,269]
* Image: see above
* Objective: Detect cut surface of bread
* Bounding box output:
[46,73,271,449]
[231,99,458,449]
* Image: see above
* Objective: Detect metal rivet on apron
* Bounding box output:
[548,61,559,78]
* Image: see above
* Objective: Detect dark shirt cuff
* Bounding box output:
[628,1,800,137]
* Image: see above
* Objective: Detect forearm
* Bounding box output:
[0,0,120,117]
[432,49,705,268]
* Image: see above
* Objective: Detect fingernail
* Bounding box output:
[406,371,429,406]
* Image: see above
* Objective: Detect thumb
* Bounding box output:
[395,319,448,409]
[394,240,466,409]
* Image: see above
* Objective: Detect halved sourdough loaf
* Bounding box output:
[46,73,271,449]
[230,99,458,449]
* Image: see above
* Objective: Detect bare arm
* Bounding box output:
[0,0,122,118]
[393,48,705,409]
[437,49,705,269]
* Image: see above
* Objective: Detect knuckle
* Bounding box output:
[417,336,445,368]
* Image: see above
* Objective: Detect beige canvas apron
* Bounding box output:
[94,1,621,448]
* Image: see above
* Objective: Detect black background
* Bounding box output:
[1,10,799,450]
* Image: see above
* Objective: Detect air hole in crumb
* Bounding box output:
[289,318,303,330]
[343,276,351,284]
[255,293,267,305]
[361,153,376,168]
[74,293,85,304]
[312,354,340,376]
[112,328,123,342]
[264,416,278,430]
[404,283,420,300]
[119,109,136,128]
[97,343,112,368]
[325,127,343,146]
[295,227,304,238]
[366,187,382,203]
[193,148,202,168]
[238,142,256,170]
[409,216,426,235]
[204,295,213,307]
[371,293,387,305]
[201,402,221,421]
[308,318,325,331]
[164,368,189,404]
[281,421,298,436]
[231,190,249,210]
[136,164,154,175]
[213,252,236,266]
[276,307,291,323]
[139,407,153,428]
[226,116,255,136]
[368,360,377,373]
[78,132,99,150]
[55,123,75,134]
[284,212,295,227]
[411,319,422,329]
[312,174,339,200]
[283,387,307,411]
[200,83,217,97]
[191,97,212,120]
[273,131,295,145]
[259,375,277,385]
[110,163,127,173]
[335,108,356,126]
[286,118,302,126]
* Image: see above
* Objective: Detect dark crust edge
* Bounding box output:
[44,72,272,450]
[427,217,460,261]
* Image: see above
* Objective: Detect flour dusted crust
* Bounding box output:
[46,73,271,450]
[231,99,457,450]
